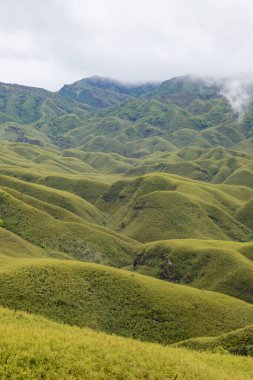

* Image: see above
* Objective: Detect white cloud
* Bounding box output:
[0,0,253,90]
[219,77,252,117]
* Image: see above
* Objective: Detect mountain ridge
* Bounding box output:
[4,74,253,159]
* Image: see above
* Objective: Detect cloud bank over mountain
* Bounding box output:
[0,0,253,90]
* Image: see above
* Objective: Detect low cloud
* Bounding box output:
[0,0,253,91]
[219,77,253,117]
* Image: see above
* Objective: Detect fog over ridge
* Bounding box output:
[0,0,253,110]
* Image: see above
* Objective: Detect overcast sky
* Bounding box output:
[0,0,253,90]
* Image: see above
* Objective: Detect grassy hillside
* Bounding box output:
[58,75,158,108]
[0,141,97,176]
[0,259,253,344]
[1,307,253,380]
[1,141,253,189]
[99,173,252,242]
[2,75,253,156]
[0,82,93,147]
[36,175,109,203]
[176,324,253,357]
[56,76,253,156]
[1,143,253,297]
[0,173,106,224]
[236,198,253,229]
[0,227,48,259]
[0,189,137,266]
[134,239,253,303]
[131,146,253,183]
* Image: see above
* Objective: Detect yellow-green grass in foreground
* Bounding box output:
[0,259,253,344]
[0,306,253,380]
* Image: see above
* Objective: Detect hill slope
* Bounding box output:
[0,190,137,266]
[99,173,252,242]
[176,324,253,357]
[1,306,253,380]
[0,259,253,344]
[58,75,158,108]
[2,75,253,155]
[134,239,253,303]
[0,227,48,259]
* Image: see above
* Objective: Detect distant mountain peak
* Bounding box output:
[69,75,160,89]
[58,75,160,108]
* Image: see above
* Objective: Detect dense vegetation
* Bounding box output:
[1,75,253,157]
[0,75,253,378]
[134,239,253,303]
[1,259,253,344]
[1,307,253,380]
[176,324,253,357]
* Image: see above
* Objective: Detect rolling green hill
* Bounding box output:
[0,259,253,344]
[1,306,253,380]
[99,173,252,242]
[176,324,253,357]
[1,75,253,156]
[133,239,253,303]
[0,189,137,266]
[0,82,92,147]
[0,227,49,259]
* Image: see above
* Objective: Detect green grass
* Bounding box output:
[0,259,253,344]
[0,140,253,190]
[176,324,253,357]
[1,306,253,380]
[36,175,109,203]
[224,168,253,188]
[0,227,48,259]
[1,75,253,158]
[99,173,252,242]
[236,198,253,229]
[134,239,253,303]
[0,173,106,224]
[0,189,137,266]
